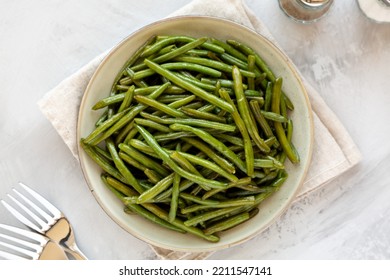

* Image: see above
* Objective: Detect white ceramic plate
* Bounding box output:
[77,16,313,252]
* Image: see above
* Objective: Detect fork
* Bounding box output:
[1,182,88,260]
[0,224,69,260]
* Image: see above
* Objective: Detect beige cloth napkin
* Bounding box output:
[38,0,361,260]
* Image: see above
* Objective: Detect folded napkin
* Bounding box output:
[38,0,361,260]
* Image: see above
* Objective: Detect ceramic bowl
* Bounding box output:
[77,16,313,252]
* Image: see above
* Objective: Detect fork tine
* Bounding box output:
[0,238,40,259]
[10,189,54,231]
[0,233,43,251]
[1,199,43,232]
[19,182,61,217]
[0,224,48,260]
[0,224,47,244]
[0,250,28,260]
[13,188,54,222]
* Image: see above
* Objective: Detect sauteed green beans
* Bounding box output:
[80,35,300,242]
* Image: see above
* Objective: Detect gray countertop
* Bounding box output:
[0,0,389,259]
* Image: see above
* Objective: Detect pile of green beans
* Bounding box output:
[80,35,300,243]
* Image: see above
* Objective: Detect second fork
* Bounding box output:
[0,224,69,260]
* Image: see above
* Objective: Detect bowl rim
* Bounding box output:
[76,15,314,252]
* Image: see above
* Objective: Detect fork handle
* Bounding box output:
[40,241,69,260]
[63,245,88,260]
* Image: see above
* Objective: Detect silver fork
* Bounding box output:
[1,182,87,260]
[0,224,69,260]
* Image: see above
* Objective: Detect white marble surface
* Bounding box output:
[0,0,389,260]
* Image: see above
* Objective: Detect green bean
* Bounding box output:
[185,49,209,57]
[170,151,210,191]
[115,84,131,91]
[106,138,144,194]
[143,37,207,63]
[156,94,191,103]
[133,62,222,80]
[140,111,236,132]
[182,137,235,174]
[103,176,185,233]
[137,173,175,203]
[218,52,260,76]
[165,94,197,109]
[127,138,237,183]
[180,101,204,110]
[261,110,287,123]
[283,93,295,110]
[95,109,108,127]
[168,173,181,223]
[280,90,288,126]
[232,66,270,153]
[263,81,273,112]
[144,169,162,183]
[123,126,139,145]
[287,119,293,142]
[155,177,196,202]
[198,103,216,112]
[141,35,224,58]
[80,140,126,183]
[170,123,247,173]
[247,55,256,90]
[253,173,288,205]
[154,132,195,142]
[89,82,171,145]
[201,177,253,200]
[83,108,131,144]
[180,107,227,123]
[119,151,147,172]
[143,59,233,113]
[93,87,179,110]
[140,36,182,57]
[119,76,132,85]
[184,206,243,227]
[174,56,256,78]
[227,39,276,82]
[201,78,232,89]
[110,36,156,90]
[128,139,159,157]
[134,95,187,118]
[245,89,263,97]
[144,203,219,242]
[122,196,141,204]
[119,143,170,177]
[253,158,284,169]
[135,124,228,189]
[126,68,149,88]
[203,210,256,235]
[104,175,137,197]
[219,89,254,177]
[271,77,299,164]
[180,193,254,212]
[115,120,135,145]
[150,37,208,64]
[209,38,248,61]
[249,100,274,139]
[134,118,171,133]
[175,72,216,91]
[139,180,154,190]
[256,170,279,185]
[124,35,157,69]
[176,151,238,182]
